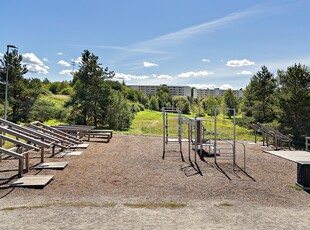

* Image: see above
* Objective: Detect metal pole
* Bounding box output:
[163,108,165,157]
[233,108,236,171]
[4,46,9,120]
[4,45,17,121]
[214,108,217,164]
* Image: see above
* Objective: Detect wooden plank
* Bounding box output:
[31,121,82,142]
[0,126,50,148]
[27,124,81,144]
[70,143,89,149]
[33,161,68,169]
[264,150,310,164]
[57,151,83,157]
[0,134,40,151]
[0,118,60,142]
[10,175,54,187]
[0,147,23,159]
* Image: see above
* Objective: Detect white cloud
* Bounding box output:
[27,65,49,74]
[22,53,49,74]
[220,84,233,90]
[73,57,82,64]
[58,60,71,67]
[177,71,213,78]
[226,59,255,67]
[237,70,253,75]
[59,69,77,76]
[141,8,259,48]
[94,7,261,55]
[22,53,44,66]
[58,52,63,55]
[156,74,174,79]
[114,73,149,81]
[143,61,158,67]
[42,57,49,62]
[0,53,3,57]
[202,59,210,62]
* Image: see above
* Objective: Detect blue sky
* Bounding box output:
[1,0,310,89]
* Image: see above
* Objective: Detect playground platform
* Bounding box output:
[264,150,310,190]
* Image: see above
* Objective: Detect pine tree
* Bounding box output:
[243,66,277,122]
[277,63,310,142]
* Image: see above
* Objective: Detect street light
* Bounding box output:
[4,44,17,120]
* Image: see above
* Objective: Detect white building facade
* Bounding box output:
[128,85,243,98]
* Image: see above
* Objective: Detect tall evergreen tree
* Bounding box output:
[69,50,114,126]
[277,63,310,142]
[0,49,40,122]
[243,66,277,122]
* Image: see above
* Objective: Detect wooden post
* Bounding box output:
[41,147,44,163]
[25,152,29,172]
[52,145,56,156]
[17,146,23,177]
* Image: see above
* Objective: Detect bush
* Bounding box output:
[59,87,74,96]
[235,116,255,128]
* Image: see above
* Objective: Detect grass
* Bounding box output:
[0,202,186,211]
[215,202,234,207]
[118,109,259,141]
[289,184,303,191]
[0,202,117,211]
[44,119,65,126]
[40,94,69,109]
[123,202,187,209]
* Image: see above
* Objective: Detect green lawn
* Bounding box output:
[40,94,69,109]
[119,110,258,141]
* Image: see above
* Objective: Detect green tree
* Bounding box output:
[202,95,219,116]
[277,63,310,142]
[183,101,191,114]
[149,96,159,111]
[243,66,277,122]
[172,96,189,112]
[221,89,238,118]
[156,85,172,108]
[29,98,56,122]
[68,50,114,126]
[105,90,133,130]
[0,49,40,122]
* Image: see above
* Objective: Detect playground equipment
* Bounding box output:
[162,107,184,161]
[248,122,292,150]
[52,124,113,142]
[162,107,247,174]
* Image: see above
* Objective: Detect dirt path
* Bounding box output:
[1,135,310,229]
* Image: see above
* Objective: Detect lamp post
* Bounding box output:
[4,45,17,120]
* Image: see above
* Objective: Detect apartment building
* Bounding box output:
[128,85,243,98]
[197,88,243,98]
[128,85,193,97]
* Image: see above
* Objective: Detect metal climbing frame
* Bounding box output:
[213,108,246,172]
[181,108,246,173]
[162,107,184,161]
[162,107,246,173]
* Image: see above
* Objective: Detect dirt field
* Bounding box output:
[1,134,310,229]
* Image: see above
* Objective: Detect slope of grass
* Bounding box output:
[119,110,258,141]
[40,94,69,109]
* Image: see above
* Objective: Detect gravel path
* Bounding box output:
[1,134,310,229]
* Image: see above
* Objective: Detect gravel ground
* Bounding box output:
[1,134,310,229]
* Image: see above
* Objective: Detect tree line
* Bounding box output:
[0,49,309,143]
